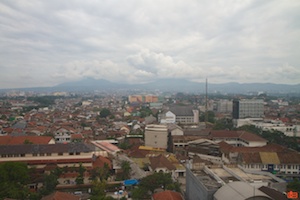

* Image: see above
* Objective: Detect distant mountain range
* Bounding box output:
[54,78,300,94]
[2,78,300,94]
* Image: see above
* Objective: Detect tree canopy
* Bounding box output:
[131,172,181,200]
[0,162,30,199]
[99,108,111,118]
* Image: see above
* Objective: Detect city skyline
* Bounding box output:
[0,1,300,89]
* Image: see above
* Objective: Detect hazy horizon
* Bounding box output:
[1,1,300,89]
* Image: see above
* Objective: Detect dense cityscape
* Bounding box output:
[1,1,300,199]
[0,88,300,199]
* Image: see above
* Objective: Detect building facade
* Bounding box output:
[144,124,168,149]
[233,99,264,119]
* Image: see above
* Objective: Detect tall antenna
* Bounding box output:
[205,78,208,127]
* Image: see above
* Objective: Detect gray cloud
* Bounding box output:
[0,0,299,89]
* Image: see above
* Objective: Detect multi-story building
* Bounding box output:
[159,106,199,125]
[0,143,96,170]
[233,99,264,119]
[216,99,233,113]
[128,95,158,103]
[144,124,168,149]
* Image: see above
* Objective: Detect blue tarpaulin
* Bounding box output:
[123,179,139,186]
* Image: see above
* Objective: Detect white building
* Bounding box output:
[159,106,199,124]
[144,124,168,149]
[234,118,297,137]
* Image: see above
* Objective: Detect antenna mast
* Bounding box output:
[205,78,208,127]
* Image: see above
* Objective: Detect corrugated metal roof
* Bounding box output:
[259,152,280,164]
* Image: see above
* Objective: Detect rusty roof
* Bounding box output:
[149,154,176,171]
[153,190,183,200]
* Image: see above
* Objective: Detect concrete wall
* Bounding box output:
[186,167,218,200]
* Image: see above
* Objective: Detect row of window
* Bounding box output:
[1,152,81,158]
[246,164,300,170]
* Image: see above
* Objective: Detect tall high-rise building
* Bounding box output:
[232,99,264,119]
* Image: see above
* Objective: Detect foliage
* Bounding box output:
[131,172,181,199]
[100,108,111,118]
[199,111,215,123]
[140,107,153,118]
[24,139,33,144]
[40,172,59,195]
[213,118,233,130]
[131,187,150,200]
[118,141,132,150]
[76,163,86,185]
[120,161,131,180]
[27,96,57,107]
[0,162,30,199]
[91,180,106,199]
[287,179,300,193]
[90,163,111,181]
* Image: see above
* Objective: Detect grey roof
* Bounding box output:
[214,182,271,200]
[12,120,27,129]
[169,106,195,116]
[0,143,94,155]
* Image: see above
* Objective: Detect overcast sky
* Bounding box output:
[0,0,299,89]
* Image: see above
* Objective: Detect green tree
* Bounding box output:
[100,108,111,118]
[287,179,300,193]
[140,107,153,118]
[24,139,33,144]
[131,187,150,200]
[90,163,110,181]
[40,172,58,195]
[76,164,86,185]
[213,118,233,130]
[199,111,215,123]
[90,180,107,200]
[0,162,30,199]
[132,172,180,199]
[120,161,131,180]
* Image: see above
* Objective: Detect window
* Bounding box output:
[69,152,74,155]
[46,153,51,156]
[76,152,80,155]
[32,153,38,157]
[20,154,25,157]
[40,153,44,156]
[58,152,63,156]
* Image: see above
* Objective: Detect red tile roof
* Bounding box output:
[210,130,267,142]
[71,134,83,140]
[153,190,183,200]
[41,191,80,200]
[92,155,112,169]
[219,142,288,154]
[0,136,53,145]
[149,154,176,171]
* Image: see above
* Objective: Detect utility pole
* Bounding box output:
[205,78,208,127]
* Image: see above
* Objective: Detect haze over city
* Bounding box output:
[0,0,300,89]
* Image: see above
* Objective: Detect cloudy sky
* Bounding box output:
[0,0,299,89]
